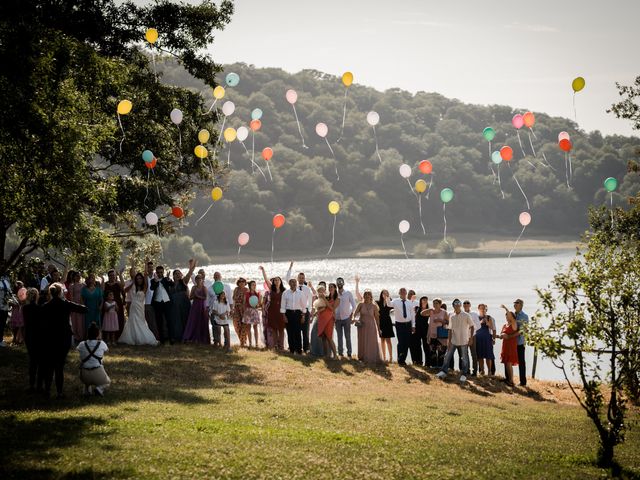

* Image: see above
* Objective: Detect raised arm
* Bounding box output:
[259,265,270,287]
[354,274,363,303]
[184,258,196,285]
[284,261,294,282]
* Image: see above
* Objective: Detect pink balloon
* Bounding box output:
[558,131,570,142]
[238,232,250,246]
[315,122,328,138]
[285,89,298,104]
[519,212,531,227]
[512,114,524,130]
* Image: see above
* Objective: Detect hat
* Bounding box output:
[452,299,461,306]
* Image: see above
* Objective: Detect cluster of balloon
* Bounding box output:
[316,122,339,181]
[399,164,425,235]
[511,114,530,161]
[326,201,340,256]
[195,186,223,225]
[418,160,434,199]
[604,176,618,224]
[501,145,530,210]
[508,212,532,258]
[366,111,382,163]
[204,85,225,115]
[145,28,158,77]
[217,101,235,144]
[249,117,262,172]
[237,232,250,259]
[572,76,585,122]
[482,127,497,181]
[558,131,573,188]
[440,188,454,242]
[116,99,132,151]
[337,72,353,142]
[490,151,506,199]
[398,220,410,259]
[261,147,274,180]
[271,214,286,263]
[170,108,183,162]
[141,149,160,206]
[286,89,307,148]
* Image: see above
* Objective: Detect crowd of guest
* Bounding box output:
[0,258,530,398]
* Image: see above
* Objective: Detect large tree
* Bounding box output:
[0,0,234,274]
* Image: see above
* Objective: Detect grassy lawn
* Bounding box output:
[1,343,638,479]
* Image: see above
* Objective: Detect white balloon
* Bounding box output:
[366,111,380,126]
[315,122,328,138]
[236,126,249,142]
[145,212,158,226]
[222,101,235,116]
[170,108,183,125]
[399,220,410,234]
[399,164,412,178]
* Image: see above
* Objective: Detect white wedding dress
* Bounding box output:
[118,290,159,346]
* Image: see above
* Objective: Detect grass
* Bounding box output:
[1,342,639,479]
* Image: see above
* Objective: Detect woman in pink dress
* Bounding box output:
[242,281,262,348]
[101,290,119,345]
[182,274,210,344]
[353,291,383,364]
[68,271,85,342]
[313,285,338,358]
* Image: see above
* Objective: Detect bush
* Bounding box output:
[437,237,457,254]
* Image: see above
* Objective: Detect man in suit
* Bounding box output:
[150,265,175,344]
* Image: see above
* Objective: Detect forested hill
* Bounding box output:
[160,60,639,255]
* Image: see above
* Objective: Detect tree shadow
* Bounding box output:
[282,351,393,379]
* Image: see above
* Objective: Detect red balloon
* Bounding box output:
[272,214,285,229]
[262,147,273,161]
[145,157,157,169]
[171,206,184,219]
[559,139,572,152]
[418,160,432,174]
[250,119,262,132]
[500,146,513,161]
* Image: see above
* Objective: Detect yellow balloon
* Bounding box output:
[342,71,353,87]
[572,76,585,93]
[117,100,132,115]
[328,201,340,215]
[415,179,427,193]
[194,145,208,159]
[198,129,210,144]
[145,28,158,44]
[224,127,237,142]
[213,86,225,99]
[211,187,223,202]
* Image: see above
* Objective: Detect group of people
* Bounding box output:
[0,258,530,398]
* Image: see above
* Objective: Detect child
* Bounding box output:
[10,282,25,345]
[242,281,262,348]
[212,291,232,352]
[77,322,110,396]
[101,290,119,345]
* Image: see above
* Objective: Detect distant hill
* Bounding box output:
[158,59,640,256]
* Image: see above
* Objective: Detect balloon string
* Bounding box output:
[195,203,215,226]
[372,125,382,164]
[498,163,505,199]
[177,126,183,164]
[117,113,125,152]
[151,50,157,80]
[541,152,555,171]
[489,163,497,184]
[143,169,150,207]
[564,153,570,189]
[243,140,267,180]
[292,104,308,148]
[156,225,164,259]
[240,140,249,155]
[573,92,577,124]
[516,130,527,158]
[324,138,339,181]
[418,194,426,235]
[425,174,433,200]
[237,245,242,261]
[227,147,231,166]
[406,178,416,196]
[151,168,161,201]
[509,162,530,210]
[568,153,573,185]
[529,126,538,140]
[443,203,447,242]
[265,160,273,181]
[326,215,337,257]
[527,131,537,157]
[508,225,527,259]
[337,88,348,143]
[400,233,408,260]
[271,227,276,264]
[610,192,614,227]
[251,131,255,173]
[217,117,226,145]
[203,98,218,116]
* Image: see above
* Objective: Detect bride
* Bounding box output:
[119,272,159,346]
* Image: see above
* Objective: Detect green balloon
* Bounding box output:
[440,188,454,203]
[604,177,618,193]
[483,127,496,142]
[213,281,224,295]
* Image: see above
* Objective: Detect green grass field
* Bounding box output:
[1,343,638,479]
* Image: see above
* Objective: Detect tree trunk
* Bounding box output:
[597,436,615,468]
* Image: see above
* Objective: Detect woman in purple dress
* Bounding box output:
[182,274,210,344]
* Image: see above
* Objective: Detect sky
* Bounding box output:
[208,0,639,137]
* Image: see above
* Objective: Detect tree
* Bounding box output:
[609,76,640,131]
[0,0,233,275]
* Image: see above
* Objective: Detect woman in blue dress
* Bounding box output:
[81,274,103,335]
[475,303,496,375]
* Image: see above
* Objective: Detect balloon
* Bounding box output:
[604,177,618,192]
[572,77,585,93]
[251,108,263,121]
[221,101,235,116]
[440,188,454,203]
[145,212,158,226]
[198,129,210,144]
[418,160,433,174]
[559,139,572,152]
[238,232,250,246]
[285,89,298,104]
[145,157,157,169]
[171,206,184,219]
[194,145,208,159]
[145,28,158,44]
[250,119,262,132]
[262,147,273,161]
[512,114,524,130]
[213,281,225,295]
[519,212,531,227]
[273,214,285,229]
[117,100,132,115]
[223,127,237,142]
[236,126,249,142]
[491,151,503,165]
[249,295,259,307]
[142,150,154,163]
[482,127,496,142]
[366,111,380,126]
[211,187,223,201]
[328,201,340,215]
[399,164,411,178]
[170,108,183,125]
[213,86,225,99]
[523,112,535,128]
[17,287,27,302]
[398,220,410,234]
[558,131,570,142]
[225,72,240,87]
[342,71,354,87]
[315,122,328,138]
[415,179,427,193]
[500,146,513,161]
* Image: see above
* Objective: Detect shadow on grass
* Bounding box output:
[282,351,394,380]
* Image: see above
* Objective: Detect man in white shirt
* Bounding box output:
[463,300,481,376]
[437,299,475,383]
[334,277,356,358]
[280,278,305,354]
[150,265,174,344]
[285,262,315,353]
[387,288,418,366]
[144,260,159,340]
[207,271,233,309]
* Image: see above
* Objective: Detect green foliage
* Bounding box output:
[159,234,211,267]
[437,238,458,254]
[609,76,640,131]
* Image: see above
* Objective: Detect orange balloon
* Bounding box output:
[559,139,572,152]
[418,160,433,174]
[145,157,157,169]
[272,214,285,229]
[171,206,184,218]
[250,119,262,132]
[262,147,273,161]
[500,146,513,161]
[523,112,535,128]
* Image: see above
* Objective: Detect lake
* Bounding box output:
[199,252,578,381]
